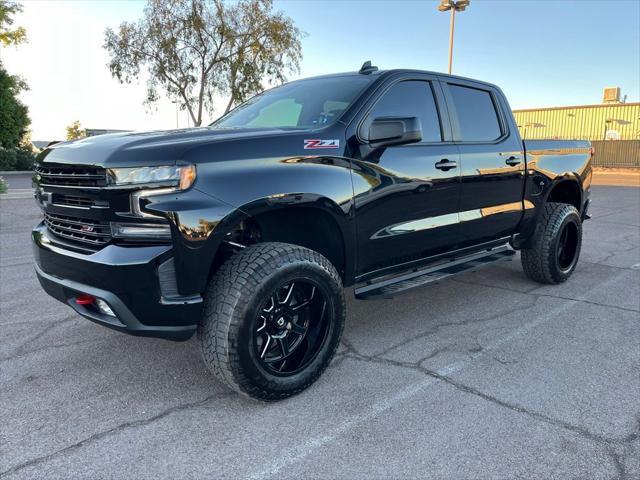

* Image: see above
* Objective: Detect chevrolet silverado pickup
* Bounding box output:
[33,62,592,400]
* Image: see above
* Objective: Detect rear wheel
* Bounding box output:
[521,202,582,284]
[198,242,345,401]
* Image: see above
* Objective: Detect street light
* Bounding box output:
[437,0,470,74]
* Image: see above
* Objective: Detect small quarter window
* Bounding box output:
[448,84,502,142]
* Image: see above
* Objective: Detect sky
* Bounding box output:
[2,0,639,141]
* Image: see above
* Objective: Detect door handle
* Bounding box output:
[435,159,457,171]
[505,156,521,166]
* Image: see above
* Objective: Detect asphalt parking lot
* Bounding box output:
[1,179,639,479]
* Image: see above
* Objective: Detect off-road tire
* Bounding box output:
[521,202,582,284]
[198,242,345,401]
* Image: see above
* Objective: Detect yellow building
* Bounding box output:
[513,103,640,141]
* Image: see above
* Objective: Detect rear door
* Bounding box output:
[350,76,463,277]
[441,80,525,245]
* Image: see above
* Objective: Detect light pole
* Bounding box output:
[437,0,470,74]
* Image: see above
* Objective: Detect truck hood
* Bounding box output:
[37,127,310,168]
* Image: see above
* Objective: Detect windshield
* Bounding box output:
[213,76,372,129]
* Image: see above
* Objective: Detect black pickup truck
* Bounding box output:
[33,63,592,400]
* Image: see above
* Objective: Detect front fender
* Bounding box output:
[143,187,249,295]
[144,155,356,294]
[192,155,355,214]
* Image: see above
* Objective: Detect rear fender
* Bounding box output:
[516,174,585,248]
[515,142,591,247]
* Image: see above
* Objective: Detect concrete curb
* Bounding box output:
[592,169,640,175]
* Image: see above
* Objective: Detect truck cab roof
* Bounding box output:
[287,62,501,92]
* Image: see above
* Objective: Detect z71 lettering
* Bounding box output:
[303,139,340,149]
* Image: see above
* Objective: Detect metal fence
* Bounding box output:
[590,140,640,168]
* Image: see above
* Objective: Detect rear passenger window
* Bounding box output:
[448,84,502,142]
[366,81,442,142]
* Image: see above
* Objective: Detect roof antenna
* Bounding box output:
[359,60,378,74]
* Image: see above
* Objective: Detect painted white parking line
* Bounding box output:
[0,189,34,200]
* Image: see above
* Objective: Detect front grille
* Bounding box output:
[44,213,111,246]
[35,164,107,187]
[51,193,107,209]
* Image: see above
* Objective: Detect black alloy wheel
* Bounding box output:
[556,221,579,271]
[254,280,330,375]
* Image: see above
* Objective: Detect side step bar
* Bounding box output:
[354,246,516,300]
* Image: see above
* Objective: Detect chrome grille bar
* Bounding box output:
[44,213,111,246]
[35,165,107,187]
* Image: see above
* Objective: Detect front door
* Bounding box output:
[351,78,463,278]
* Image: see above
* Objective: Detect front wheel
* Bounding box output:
[198,242,345,401]
[521,202,583,284]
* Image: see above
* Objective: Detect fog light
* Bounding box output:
[111,222,172,240]
[95,299,116,317]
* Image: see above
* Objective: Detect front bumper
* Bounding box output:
[33,223,202,341]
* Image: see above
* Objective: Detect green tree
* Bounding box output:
[66,120,86,140]
[0,1,33,171]
[221,0,302,114]
[104,0,302,126]
[0,62,29,148]
[0,1,27,47]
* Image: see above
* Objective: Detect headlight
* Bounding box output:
[107,165,196,190]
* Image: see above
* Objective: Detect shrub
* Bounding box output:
[15,147,35,170]
[0,146,35,171]
[0,147,17,170]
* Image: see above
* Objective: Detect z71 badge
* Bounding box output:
[303,139,340,149]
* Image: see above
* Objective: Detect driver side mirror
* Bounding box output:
[366,116,422,148]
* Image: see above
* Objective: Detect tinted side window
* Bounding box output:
[448,85,502,141]
[366,81,441,142]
